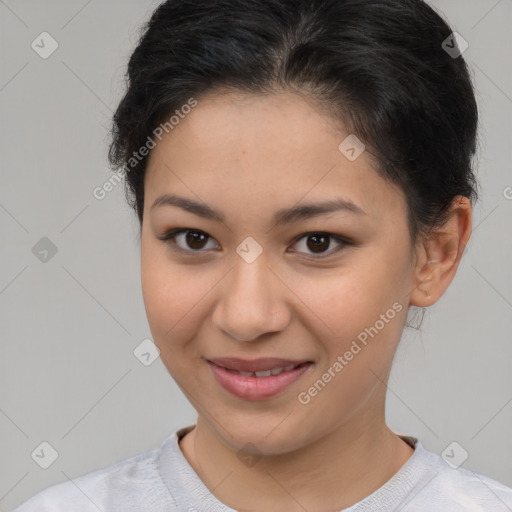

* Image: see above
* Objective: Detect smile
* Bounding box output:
[207,359,313,400]
[224,364,300,377]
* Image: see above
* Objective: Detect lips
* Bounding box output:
[206,357,313,400]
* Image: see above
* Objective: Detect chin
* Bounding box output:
[210,414,311,456]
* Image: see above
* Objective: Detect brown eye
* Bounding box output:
[291,232,350,258]
[184,231,208,250]
[158,229,220,254]
[306,234,330,253]
[158,228,351,259]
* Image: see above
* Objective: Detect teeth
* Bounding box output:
[227,364,301,377]
[255,369,272,377]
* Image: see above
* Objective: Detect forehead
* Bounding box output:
[144,91,407,226]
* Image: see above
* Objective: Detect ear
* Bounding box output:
[410,196,472,307]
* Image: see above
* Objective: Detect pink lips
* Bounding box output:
[207,357,313,400]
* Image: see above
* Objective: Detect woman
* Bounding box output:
[14,0,512,510]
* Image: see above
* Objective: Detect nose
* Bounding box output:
[211,254,291,342]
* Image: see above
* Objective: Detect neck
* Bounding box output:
[179,410,414,511]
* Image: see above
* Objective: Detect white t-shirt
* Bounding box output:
[12,425,512,511]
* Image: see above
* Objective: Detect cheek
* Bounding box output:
[294,278,406,430]
[141,244,190,344]
[294,259,405,342]
[140,243,218,363]
[292,258,408,399]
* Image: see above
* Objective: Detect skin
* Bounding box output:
[140,90,472,511]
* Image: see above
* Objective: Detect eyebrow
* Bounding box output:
[150,193,366,226]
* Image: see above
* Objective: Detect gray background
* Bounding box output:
[0,0,511,509]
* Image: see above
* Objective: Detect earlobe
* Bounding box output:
[409,196,472,307]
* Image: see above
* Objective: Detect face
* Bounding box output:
[141,91,418,456]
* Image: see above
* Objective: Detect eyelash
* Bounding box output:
[157,228,352,259]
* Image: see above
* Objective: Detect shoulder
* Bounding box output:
[431,463,512,510]
[11,443,172,512]
[402,438,512,511]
